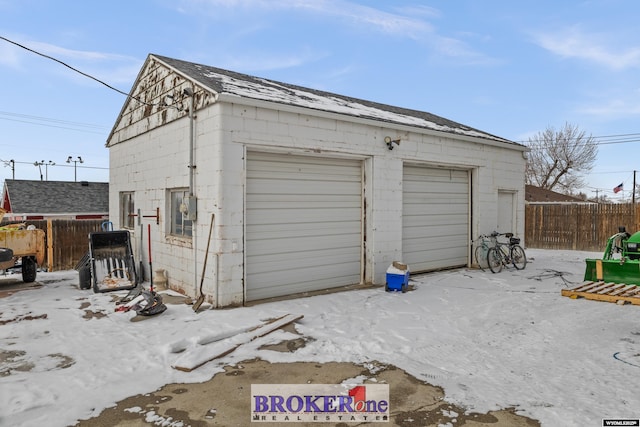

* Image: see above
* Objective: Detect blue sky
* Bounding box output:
[1,0,639,200]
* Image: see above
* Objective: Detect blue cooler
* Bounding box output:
[385,262,410,293]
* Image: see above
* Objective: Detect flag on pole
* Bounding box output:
[613,182,623,193]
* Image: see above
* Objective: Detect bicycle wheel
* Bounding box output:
[475,244,489,270]
[510,245,527,270]
[487,247,503,273]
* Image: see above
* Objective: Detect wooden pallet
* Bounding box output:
[561,281,640,305]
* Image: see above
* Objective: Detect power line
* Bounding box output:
[0,111,107,130]
[0,35,152,106]
[0,111,109,134]
[3,35,638,149]
[522,132,640,143]
[0,158,108,170]
[522,132,640,149]
[0,35,132,98]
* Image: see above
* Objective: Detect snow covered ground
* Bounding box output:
[2,248,639,427]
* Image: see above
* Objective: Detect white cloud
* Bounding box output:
[430,35,500,66]
[532,25,640,70]
[0,35,142,85]
[179,0,496,65]
[220,48,328,72]
[21,40,135,63]
[0,42,20,67]
[180,0,432,37]
[578,97,640,118]
[393,4,441,19]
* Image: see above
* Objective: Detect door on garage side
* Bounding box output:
[497,191,515,234]
[402,165,469,272]
[246,152,363,301]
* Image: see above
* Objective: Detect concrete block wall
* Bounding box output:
[110,93,525,307]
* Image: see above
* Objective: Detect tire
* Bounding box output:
[487,247,503,273]
[0,247,13,263]
[475,244,488,271]
[21,256,37,283]
[510,245,527,270]
[79,266,92,290]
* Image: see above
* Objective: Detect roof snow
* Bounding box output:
[153,54,516,145]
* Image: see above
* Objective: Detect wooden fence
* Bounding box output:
[525,203,640,252]
[2,219,104,271]
[1,205,636,271]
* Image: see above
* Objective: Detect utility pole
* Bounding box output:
[634,170,638,230]
[634,170,637,205]
[34,160,55,181]
[66,156,83,182]
[3,159,15,179]
[34,161,43,181]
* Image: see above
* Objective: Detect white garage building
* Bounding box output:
[107,54,527,307]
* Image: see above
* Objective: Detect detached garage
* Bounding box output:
[106,54,527,308]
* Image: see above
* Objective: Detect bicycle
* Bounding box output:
[486,232,527,273]
[474,233,497,271]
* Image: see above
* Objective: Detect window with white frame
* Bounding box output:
[170,188,192,237]
[120,192,135,229]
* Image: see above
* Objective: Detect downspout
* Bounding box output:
[187,87,195,197]
[184,86,198,298]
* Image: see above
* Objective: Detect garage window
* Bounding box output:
[119,191,135,229]
[170,188,192,237]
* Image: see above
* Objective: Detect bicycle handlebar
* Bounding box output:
[476,232,516,241]
[489,231,514,238]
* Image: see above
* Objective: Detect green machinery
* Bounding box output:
[584,227,640,285]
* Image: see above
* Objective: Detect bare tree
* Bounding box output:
[525,122,598,193]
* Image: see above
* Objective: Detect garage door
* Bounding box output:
[402,165,469,272]
[246,152,362,301]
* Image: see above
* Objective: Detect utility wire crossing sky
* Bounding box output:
[1,0,639,199]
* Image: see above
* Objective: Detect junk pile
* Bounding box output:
[115,288,167,316]
[76,227,166,317]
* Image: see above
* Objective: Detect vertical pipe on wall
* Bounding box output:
[188,88,195,198]
[187,86,198,297]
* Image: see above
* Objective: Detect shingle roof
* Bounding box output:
[152,54,517,145]
[3,180,108,214]
[525,185,586,203]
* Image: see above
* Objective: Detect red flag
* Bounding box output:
[614,183,623,193]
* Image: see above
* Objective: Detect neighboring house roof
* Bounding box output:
[525,185,586,203]
[2,180,109,214]
[114,54,522,147]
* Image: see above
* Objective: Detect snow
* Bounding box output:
[1,248,639,427]
[195,65,511,143]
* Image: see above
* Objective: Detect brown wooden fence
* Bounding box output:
[2,206,636,271]
[525,203,640,252]
[2,219,104,271]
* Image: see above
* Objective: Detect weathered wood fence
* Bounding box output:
[0,205,635,271]
[2,219,104,271]
[525,203,640,252]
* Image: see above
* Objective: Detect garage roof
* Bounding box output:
[2,180,108,214]
[153,54,517,145]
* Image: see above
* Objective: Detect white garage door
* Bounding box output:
[402,165,469,272]
[246,152,362,301]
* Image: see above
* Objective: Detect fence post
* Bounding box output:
[569,205,584,251]
[47,219,53,272]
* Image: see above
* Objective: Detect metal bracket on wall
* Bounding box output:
[142,207,160,225]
